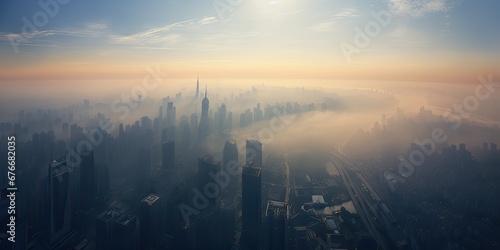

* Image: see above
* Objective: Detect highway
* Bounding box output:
[327,149,388,250]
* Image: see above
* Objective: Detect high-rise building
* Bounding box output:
[246,139,263,167]
[265,201,289,250]
[158,106,164,128]
[167,102,176,128]
[254,103,263,122]
[96,210,119,250]
[141,116,152,130]
[223,139,239,172]
[137,148,151,199]
[241,166,262,249]
[80,149,95,211]
[115,213,139,250]
[190,113,198,139]
[195,74,200,100]
[140,193,164,249]
[162,140,175,170]
[45,159,75,248]
[95,164,110,208]
[227,112,233,130]
[196,205,235,249]
[198,154,222,204]
[218,104,227,133]
[198,87,210,142]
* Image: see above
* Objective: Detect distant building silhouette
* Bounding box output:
[195,74,200,100]
[162,140,175,170]
[166,102,176,140]
[198,86,210,142]
[218,103,227,133]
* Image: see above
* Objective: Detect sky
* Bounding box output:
[0,0,499,83]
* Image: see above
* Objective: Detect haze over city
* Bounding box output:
[0,1,500,250]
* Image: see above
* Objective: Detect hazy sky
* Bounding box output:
[0,0,499,83]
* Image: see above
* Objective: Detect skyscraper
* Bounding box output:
[223,139,238,172]
[265,201,289,250]
[96,210,119,250]
[140,193,164,249]
[198,154,221,205]
[162,140,175,170]
[195,74,200,100]
[137,148,151,199]
[45,159,75,248]
[198,86,210,142]
[246,139,263,167]
[218,103,227,133]
[167,102,176,128]
[241,166,262,249]
[80,149,95,211]
[115,213,139,250]
[95,164,110,208]
[196,205,235,249]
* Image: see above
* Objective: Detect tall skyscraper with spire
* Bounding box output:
[195,74,200,100]
[198,86,210,142]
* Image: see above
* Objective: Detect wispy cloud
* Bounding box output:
[334,8,359,18]
[108,17,215,45]
[311,21,340,33]
[0,22,108,47]
[86,23,107,30]
[199,17,217,25]
[311,8,358,33]
[386,0,461,17]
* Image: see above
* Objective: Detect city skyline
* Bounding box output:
[1,1,500,249]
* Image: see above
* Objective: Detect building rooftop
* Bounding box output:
[242,166,261,177]
[312,195,325,204]
[200,154,222,166]
[142,193,161,206]
[265,200,290,218]
[115,214,136,227]
[97,210,120,222]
